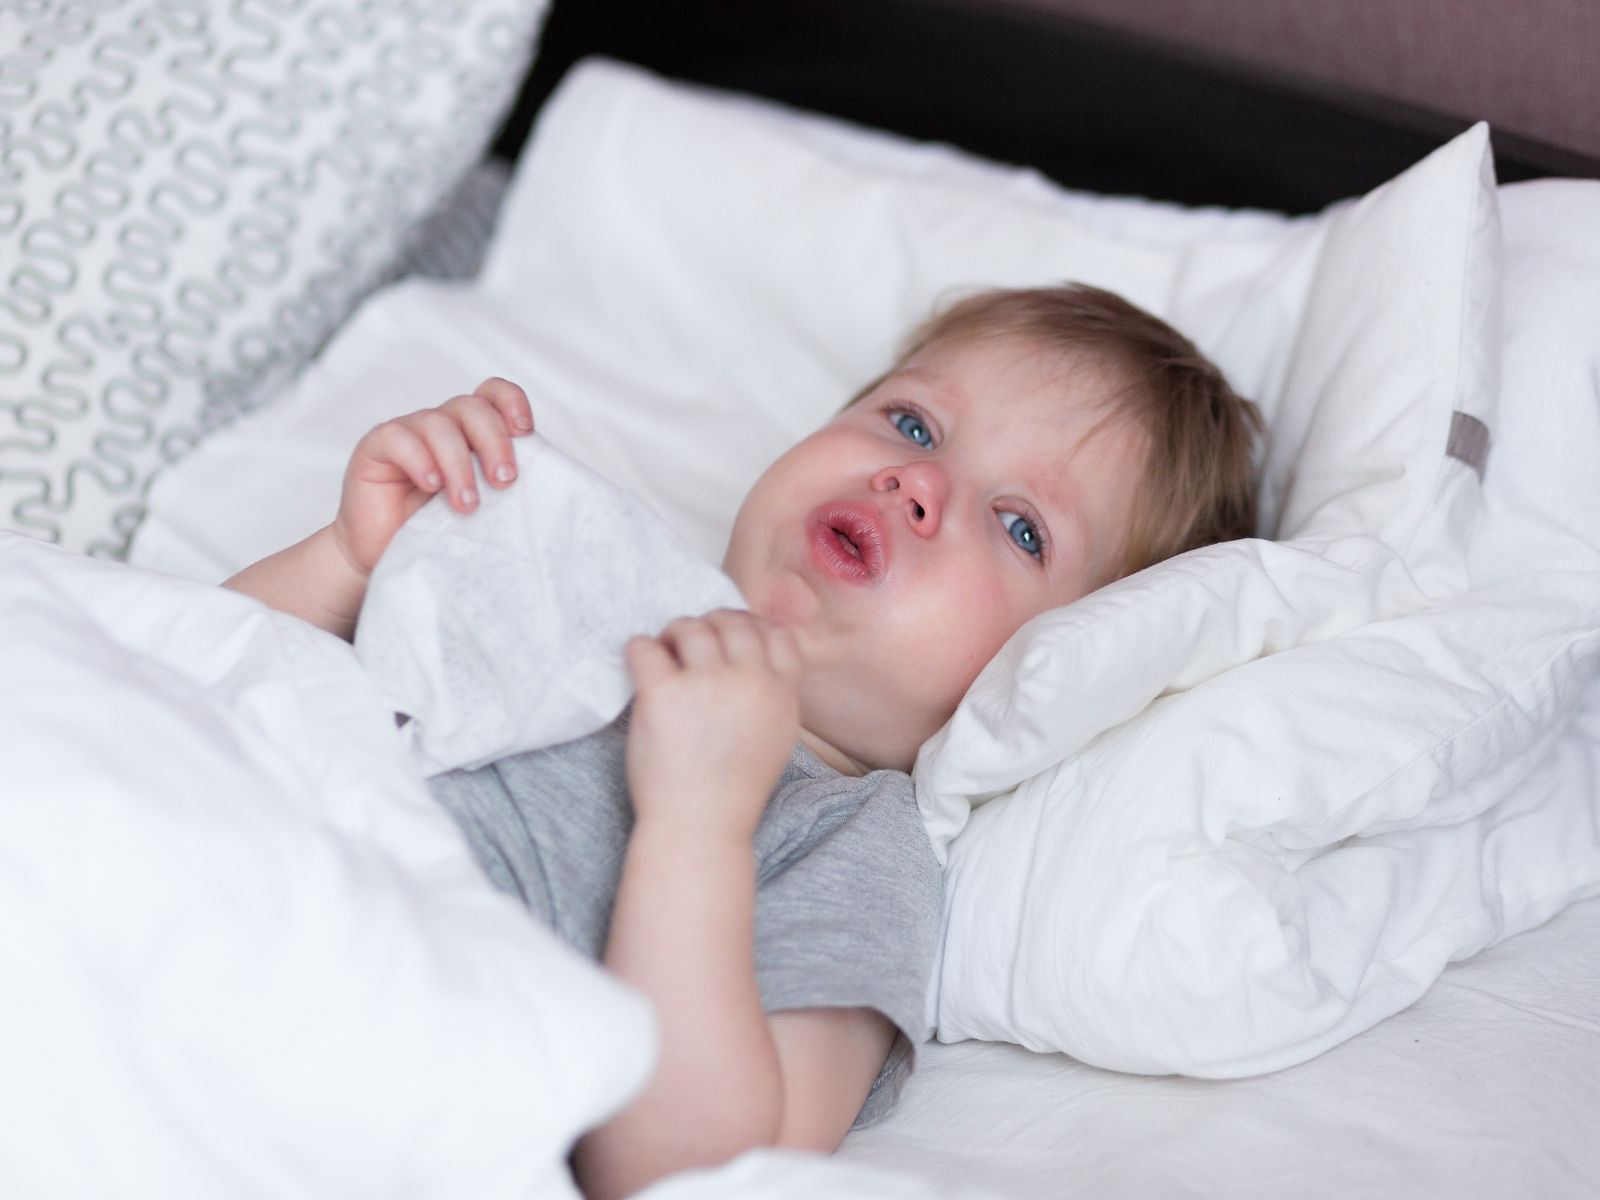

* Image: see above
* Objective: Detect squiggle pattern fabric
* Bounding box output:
[0,0,546,555]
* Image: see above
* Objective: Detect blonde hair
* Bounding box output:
[877,284,1263,579]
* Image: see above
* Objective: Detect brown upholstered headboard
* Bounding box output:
[494,0,1600,215]
[1003,0,1600,166]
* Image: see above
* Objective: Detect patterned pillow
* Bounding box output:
[0,0,547,555]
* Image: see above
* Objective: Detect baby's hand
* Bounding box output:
[624,610,802,843]
[331,378,534,577]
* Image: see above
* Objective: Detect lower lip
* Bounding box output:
[808,517,876,584]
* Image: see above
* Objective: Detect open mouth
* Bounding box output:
[808,503,886,583]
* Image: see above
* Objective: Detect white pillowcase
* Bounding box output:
[1469,180,1600,580]
[0,0,548,556]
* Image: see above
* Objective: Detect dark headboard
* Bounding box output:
[493,0,1600,215]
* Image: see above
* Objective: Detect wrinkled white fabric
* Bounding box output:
[0,533,653,1199]
[355,435,745,776]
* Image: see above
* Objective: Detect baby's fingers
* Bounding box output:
[440,391,522,490]
[624,634,678,690]
[758,619,801,678]
[474,377,535,435]
[700,609,800,678]
[400,408,479,512]
[701,609,770,668]
[357,420,446,495]
[656,616,725,670]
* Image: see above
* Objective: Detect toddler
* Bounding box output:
[226,283,1260,1200]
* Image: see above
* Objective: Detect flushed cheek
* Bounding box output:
[885,570,1018,682]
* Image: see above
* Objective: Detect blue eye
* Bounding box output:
[892,410,934,449]
[1001,511,1043,559]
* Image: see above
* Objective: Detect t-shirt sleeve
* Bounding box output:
[750,765,943,1127]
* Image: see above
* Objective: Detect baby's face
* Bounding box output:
[723,334,1149,773]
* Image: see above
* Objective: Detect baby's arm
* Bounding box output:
[223,378,533,638]
[573,612,894,1200]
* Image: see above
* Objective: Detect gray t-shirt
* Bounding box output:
[426,710,943,1125]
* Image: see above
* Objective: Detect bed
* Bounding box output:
[4,1,1600,1197]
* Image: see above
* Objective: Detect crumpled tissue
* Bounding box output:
[355,435,745,775]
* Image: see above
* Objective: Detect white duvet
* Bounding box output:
[0,534,654,1198]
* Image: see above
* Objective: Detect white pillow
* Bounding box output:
[0,0,548,556]
[1469,179,1600,581]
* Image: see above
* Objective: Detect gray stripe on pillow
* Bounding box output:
[1447,411,1490,477]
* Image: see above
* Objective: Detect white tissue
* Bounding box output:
[354,435,745,775]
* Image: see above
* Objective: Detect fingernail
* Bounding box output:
[426,472,442,489]
[461,487,478,507]
[495,463,516,483]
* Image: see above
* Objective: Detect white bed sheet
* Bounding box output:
[837,893,1600,1198]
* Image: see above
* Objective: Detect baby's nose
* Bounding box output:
[871,462,947,536]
